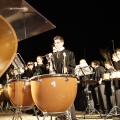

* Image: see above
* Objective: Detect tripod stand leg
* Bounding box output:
[106,106,120,118]
[90,108,102,118]
[83,106,89,118]
[81,101,102,119]
[11,107,22,120]
[33,106,40,120]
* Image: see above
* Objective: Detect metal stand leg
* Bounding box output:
[0,101,4,111]
[11,107,22,120]
[106,79,120,118]
[83,96,102,118]
[106,106,120,118]
[80,84,102,119]
[42,110,72,120]
[32,106,40,120]
[9,106,40,120]
[66,110,72,120]
[42,112,47,120]
[42,112,57,120]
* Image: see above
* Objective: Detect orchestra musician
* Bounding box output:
[22,61,35,79]
[112,49,120,107]
[46,35,77,120]
[91,60,106,114]
[47,36,76,75]
[6,64,15,81]
[45,45,57,74]
[103,60,115,113]
[34,55,48,76]
[75,59,94,111]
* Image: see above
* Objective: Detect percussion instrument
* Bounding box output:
[7,79,34,107]
[0,0,56,77]
[0,84,9,101]
[80,79,97,85]
[111,71,120,80]
[103,73,111,81]
[30,74,77,112]
[0,15,18,77]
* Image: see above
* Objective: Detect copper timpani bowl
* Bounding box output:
[30,74,78,112]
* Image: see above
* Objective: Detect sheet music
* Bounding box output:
[75,65,93,77]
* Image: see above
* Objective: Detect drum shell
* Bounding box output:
[30,74,77,112]
[0,84,9,101]
[103,73,110,81]
[7,79,34,107]
[111,71,120,80]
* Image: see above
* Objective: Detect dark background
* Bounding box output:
[1,1,120,111]
[18,1,120,65]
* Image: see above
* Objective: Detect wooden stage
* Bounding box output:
[0,109,119,120]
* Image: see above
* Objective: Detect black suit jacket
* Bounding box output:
[52,49,76,74]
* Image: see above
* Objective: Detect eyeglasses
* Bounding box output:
[54,42,61,45]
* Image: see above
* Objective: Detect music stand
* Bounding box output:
[106,77,120,118]
[77,66,102,119]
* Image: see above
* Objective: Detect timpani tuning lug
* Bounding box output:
[64,76,69,82]
[37,78,42,83]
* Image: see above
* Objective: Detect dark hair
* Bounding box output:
[53,35,64,42]
[92,60,100,66]
[37,56,43,61]
[116,48,120,52]
[104,60,112,66]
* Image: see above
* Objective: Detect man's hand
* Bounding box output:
[98,78,102,84]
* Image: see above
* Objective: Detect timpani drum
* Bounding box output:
[30,74,78,112]
[111,71,120,80]
[7,79,34,107]
[0,84,9,101]
[103,73,111,81]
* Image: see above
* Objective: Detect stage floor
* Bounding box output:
[0,110,120,120]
